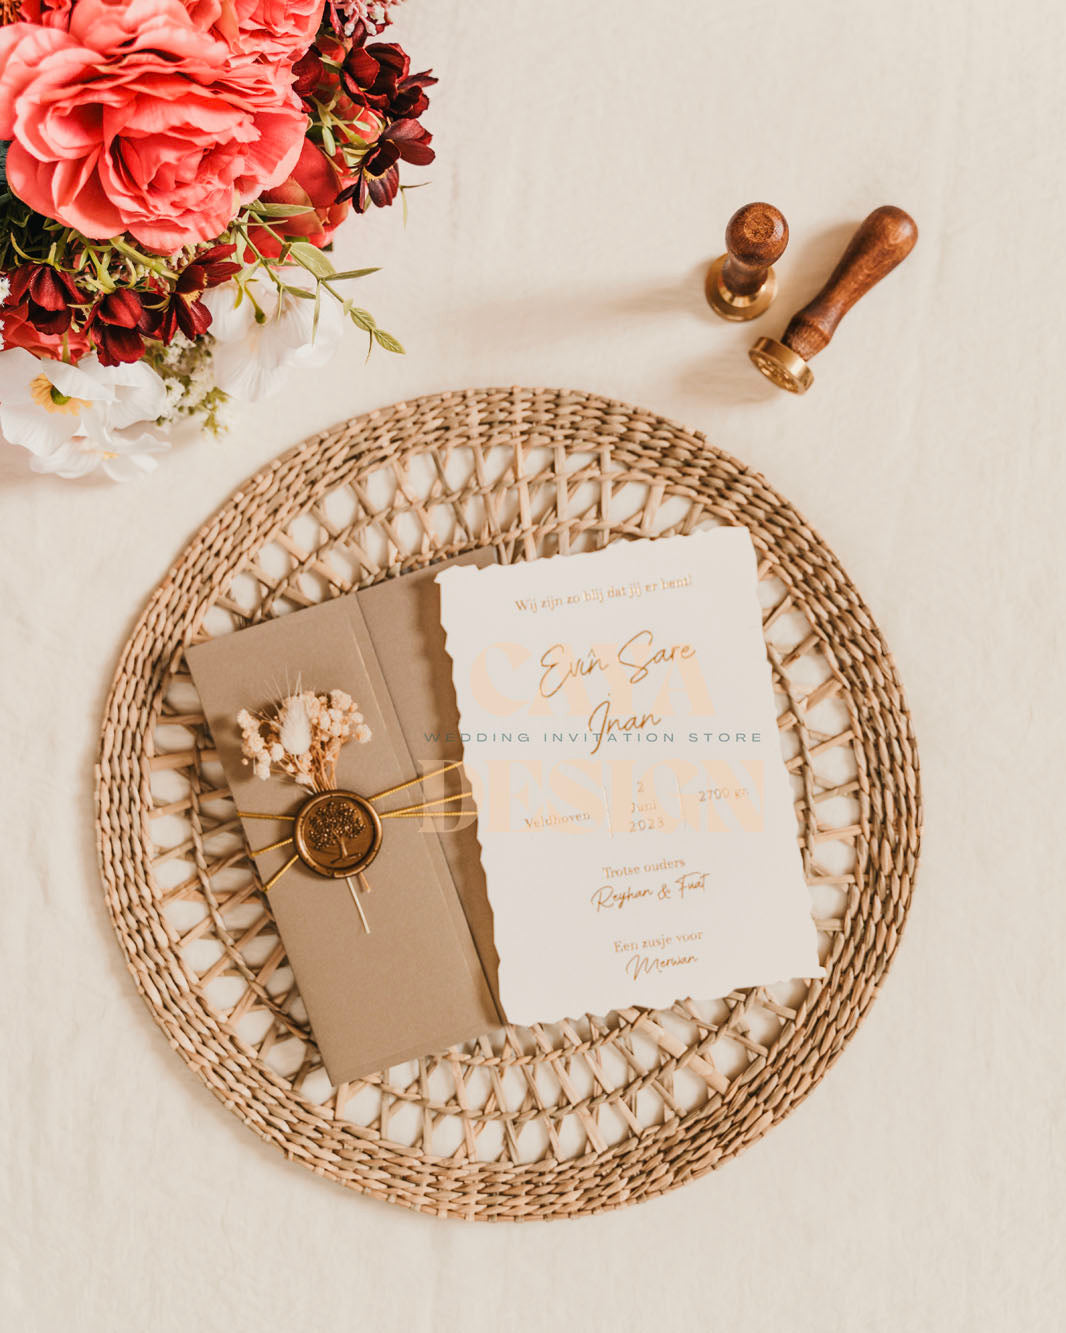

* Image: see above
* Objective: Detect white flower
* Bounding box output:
[202,273,345,403]
[0,348,169,481]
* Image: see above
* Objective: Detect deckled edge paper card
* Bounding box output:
[437,527,824,1026]
[187,552,503,1085]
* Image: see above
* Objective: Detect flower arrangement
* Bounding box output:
[238,688,372,788]
[0,0,433,480]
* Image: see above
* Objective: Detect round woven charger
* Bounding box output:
[96,387,921,1220]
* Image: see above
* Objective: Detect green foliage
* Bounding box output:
[233,203,404,356]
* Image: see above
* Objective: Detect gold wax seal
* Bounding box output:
[293,789,383,878]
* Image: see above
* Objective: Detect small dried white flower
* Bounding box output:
[237,688,372,788]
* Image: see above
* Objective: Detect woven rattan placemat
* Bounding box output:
[95,387,921,1220]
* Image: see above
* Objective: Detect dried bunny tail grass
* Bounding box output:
[238,690,371,790]
[278,695,312,756]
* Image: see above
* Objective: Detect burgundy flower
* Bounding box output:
[346,45,437,124]
[389,71,435,120]
[342,161,399,213]
[177,243,241,292]
[342,46,383,100]
[145,292,212,344]
[343,41,410,110]
[381,117,434,166]
[87,288,154,366]
[293,17,434,222]
[141,245,238,344]
[292,48,325,100]
[291,34,347,108]
[338,117,434,213]
[7,263,84,335]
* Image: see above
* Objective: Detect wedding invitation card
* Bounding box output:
[437,527,823,1024]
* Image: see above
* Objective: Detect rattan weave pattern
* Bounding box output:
[95,387,920,1220]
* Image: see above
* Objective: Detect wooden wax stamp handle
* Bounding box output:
[705,202,788,321]
[750,204,918,393]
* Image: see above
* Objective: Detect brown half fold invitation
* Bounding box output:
[186,551,503,1084]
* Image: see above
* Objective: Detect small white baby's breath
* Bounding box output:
[238,689,372,788]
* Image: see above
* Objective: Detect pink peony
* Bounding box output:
[226,0,325,61]
[174,0,323,61]
[0,0,308,252]
[16,1,74,25]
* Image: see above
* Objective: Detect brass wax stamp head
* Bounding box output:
[293,790,383,877]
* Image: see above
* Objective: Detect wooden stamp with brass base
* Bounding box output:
[705,202,789,321]
[750,204,918,394]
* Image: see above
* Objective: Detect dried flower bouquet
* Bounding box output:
[238,689,372,789]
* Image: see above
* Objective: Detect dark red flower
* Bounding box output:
[292,34,347,107]
[338,117,434,213]
[389,71,435,120]
[87,289,154,366]
[292,49,325,100]
[138,244,236,344]
[343,41,411,111]
[177,244,241,293]
[382,117,434,166]
[7,263,84,335]
[146,295,210,344]
[341,161,399,213]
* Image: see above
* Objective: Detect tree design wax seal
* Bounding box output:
[234,688,471,934]
[294,790,383,876]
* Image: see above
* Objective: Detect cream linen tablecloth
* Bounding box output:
[1,2,1063,1329]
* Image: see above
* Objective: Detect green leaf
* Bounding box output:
[372,328,405,355]
[344,305,377,333]
[288,242,336,279]
[249,202,311,219]
[329,267,381,281]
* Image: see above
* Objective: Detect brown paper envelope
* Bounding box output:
[186,561,500,1084]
